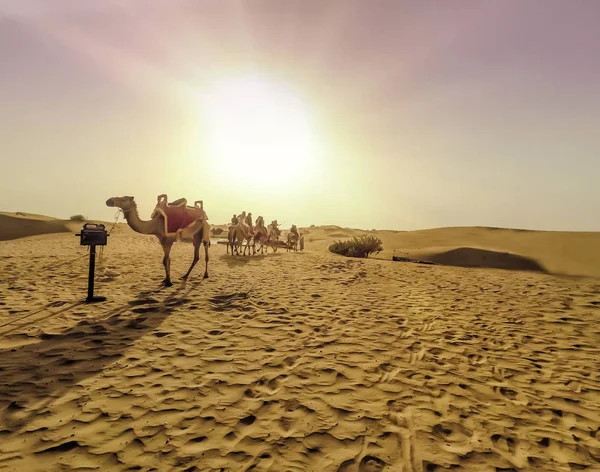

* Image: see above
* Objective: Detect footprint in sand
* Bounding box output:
[358,455,386,472]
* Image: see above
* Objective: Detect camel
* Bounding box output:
[105,195,210,286]
[287,224,300,252]
[235,211,255,256]
[227,211,254,256]
[253,216,269,254]
[266,220,281,252]
[226,214,238,255]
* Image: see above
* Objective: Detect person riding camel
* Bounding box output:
[290,224,299,237]
[271,220,281,236]
[246,212,253,228]
[231,214,238,226]
[239,211,253,238]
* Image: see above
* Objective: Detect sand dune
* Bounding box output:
[3,212,599,277]
[417,247,546,273]
[305,225,600,278]
[0,213,72,242]
[0,216,599,470]
[0,212,109,242]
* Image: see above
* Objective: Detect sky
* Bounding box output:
[1,0,599,231]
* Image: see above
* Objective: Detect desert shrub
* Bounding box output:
[70,214,86,221]
[212,227,224,236]
[329,235,383,258]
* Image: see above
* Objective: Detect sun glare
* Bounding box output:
[201,76,319,191]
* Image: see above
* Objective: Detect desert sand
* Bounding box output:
[1,215,599,471]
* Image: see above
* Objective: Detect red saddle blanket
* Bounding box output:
[166,206,201,233]
[152,205,205,235]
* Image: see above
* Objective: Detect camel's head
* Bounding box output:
[106,196,135,211]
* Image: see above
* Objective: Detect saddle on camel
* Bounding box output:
[151,194,209,241]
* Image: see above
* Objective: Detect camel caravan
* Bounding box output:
[225,212,302,256]
[105,194,303,286]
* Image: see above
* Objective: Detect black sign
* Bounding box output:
[76,223,109,246]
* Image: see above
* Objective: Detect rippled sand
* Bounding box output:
[1,227,599,471]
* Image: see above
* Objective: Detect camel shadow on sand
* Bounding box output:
[0,281,201,431]
[220,252,283,268]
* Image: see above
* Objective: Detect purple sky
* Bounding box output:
[1,0,599,230]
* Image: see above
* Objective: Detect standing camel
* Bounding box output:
[106,196,210,286]
[253,216,269,254]
[227,214,238,255]
[266,220,281,252]
[231,211,254,256]
[287,224,300,252]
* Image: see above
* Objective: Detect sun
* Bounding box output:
[200,76,319,191]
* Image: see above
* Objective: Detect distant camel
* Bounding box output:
[287,225,299,252]
[226,214,238,255]
[253,216,269,254]
[231,211,254,256]
[106,195,210,286]
[266,220,281,252]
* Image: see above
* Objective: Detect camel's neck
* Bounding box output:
[123,206,159,235]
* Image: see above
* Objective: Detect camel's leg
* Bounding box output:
[233,233,240,255]
[229,230,235,254]
[182,235,201,280]
[161,238,174,287]
[203,239,209,278]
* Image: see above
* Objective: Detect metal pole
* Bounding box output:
[85,245,106,303]
[87,245,96,302]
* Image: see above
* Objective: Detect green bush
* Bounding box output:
[70,214,86,221]
[329,235,383,258]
